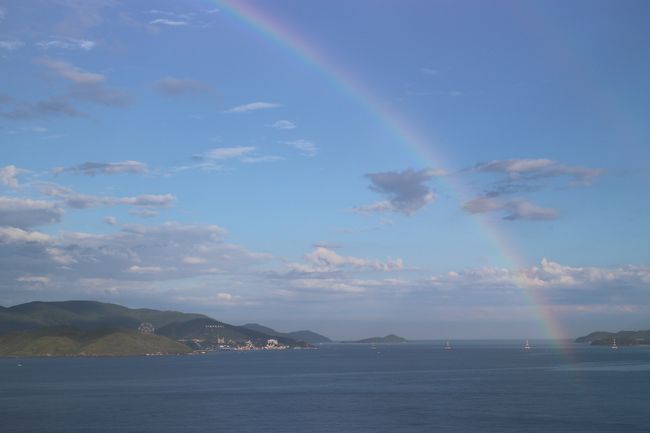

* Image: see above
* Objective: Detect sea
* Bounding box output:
[1,341,649,433]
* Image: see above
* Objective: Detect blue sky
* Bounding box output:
[1,0,649,339]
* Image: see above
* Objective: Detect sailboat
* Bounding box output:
[444,340,452,351]
[611,338,618,350]
[524,339,531,350]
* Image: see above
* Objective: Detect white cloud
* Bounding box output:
[420,67,439,76]
[287,247,404,274]
[149,18,188,26]
[193,147,281,165]
[0,226,51,243]
[129,209,158,218]
[240,155,284,163]
[0,40,23,51]
[0,197,63,228]
[36,38,96,51]
[0,221,272,290]
[289,278,367,294]
[0,165,23,189]
[285,139,317,157]
[103,216,118,225]
[215,292,233,301]
[128,265,167,274]
[40,183,175,210]
[202,146,256,160]
[270,120,296,130]
[226,102,281,113]
[183,256,207,265]
[17,275,50,284]
[428,259,650,296]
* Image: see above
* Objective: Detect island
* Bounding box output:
[0,300,321,357]
[345,334,407,344]
[575,330,650,346]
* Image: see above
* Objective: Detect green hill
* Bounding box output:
[0,327,191,357]
[242,323,331,344]
[575,330,650,346]
[157,318,307,347]
[0,300,207,334]
[0,300,313,353]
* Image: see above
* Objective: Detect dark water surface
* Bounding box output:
[1,341,649,432]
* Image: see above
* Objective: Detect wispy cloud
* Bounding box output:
[36,57,104,84]
[471,158,603,187]
[0,97,83,120]
[35,57,131,107]
[0,40,24,51]
[39,183,175,210]
[153,77,212,97]
[149,18,189,27]
[201,146,256,160]
[36,37,96,51]
[285,139,317,157]
[463,197,559,221]
[420,67,439,76]
[226,102,281,113]
[270,120,296,130]
[191,146,282,167]
[53,161,148,176]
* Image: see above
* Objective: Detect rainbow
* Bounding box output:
[210,0,569,344]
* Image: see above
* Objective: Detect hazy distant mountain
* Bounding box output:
[242,323,331,344]
[0,301,207,334]
[157,318,307,347]
[0,327,191,357]
[575,330,650,346]
[346,334,407,344]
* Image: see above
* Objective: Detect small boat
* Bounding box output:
[444,340,452,351]
[524,339,531,350]
[611,338,618,350]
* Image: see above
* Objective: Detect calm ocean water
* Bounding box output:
[1,341,649,433]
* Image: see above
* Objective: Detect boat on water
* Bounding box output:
[444,340,452,351]
[611,338,618,350]
[524,339,531,350]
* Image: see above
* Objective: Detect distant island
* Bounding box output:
[575,330,650,346]
[345,334,407,344]
[0,300,329,357]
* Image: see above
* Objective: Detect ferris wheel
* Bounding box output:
[138,322,155,334]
